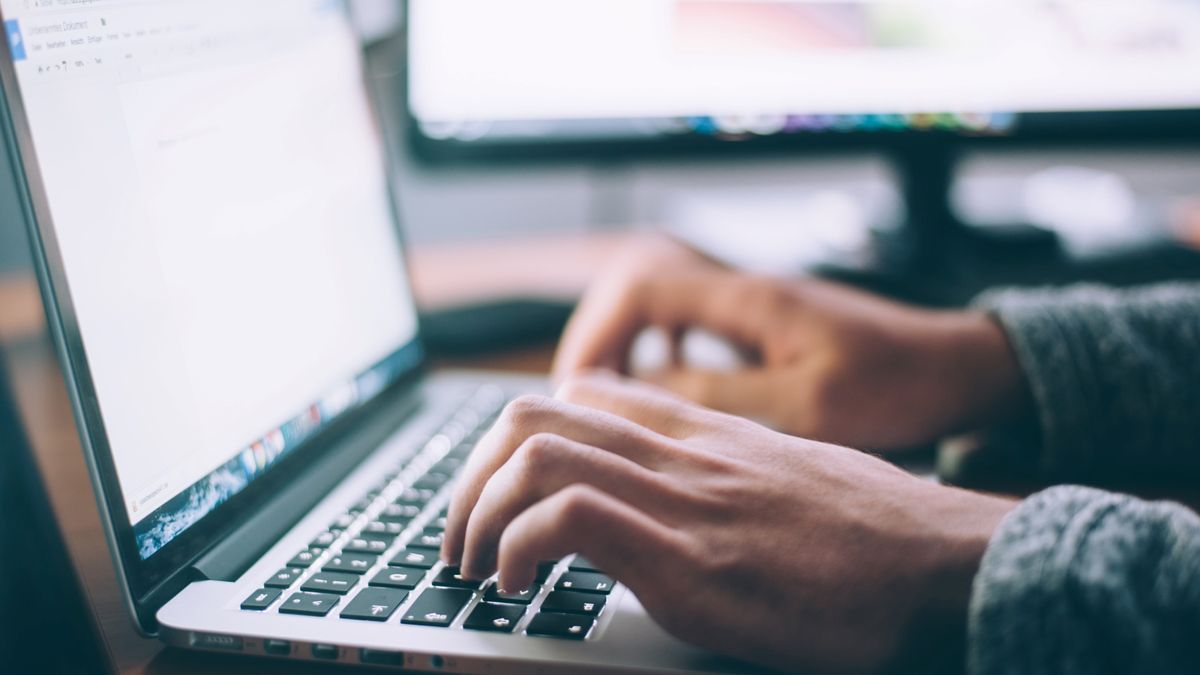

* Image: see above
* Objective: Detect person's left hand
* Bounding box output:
[441,373,1016,674]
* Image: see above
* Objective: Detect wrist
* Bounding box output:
[931,311,1033,435]
[890,488,1017,673]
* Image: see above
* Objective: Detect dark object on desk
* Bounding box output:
[420,298,575,356]
[0,356,108,675]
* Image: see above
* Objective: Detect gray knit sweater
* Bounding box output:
[968,284,1200,675]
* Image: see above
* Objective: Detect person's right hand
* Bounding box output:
[553,236,1030,451]
[441,373,1017,674]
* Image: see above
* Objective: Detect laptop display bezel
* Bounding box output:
[0,5,429,634]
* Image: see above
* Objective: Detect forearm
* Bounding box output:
[974,283,1200,482]
[968,486,1200,675]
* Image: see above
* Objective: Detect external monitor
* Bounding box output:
[407,0,1200,157]
[406,0,1200,276]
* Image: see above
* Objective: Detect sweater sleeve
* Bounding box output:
[974,283,1200,483]
[968,485,1200,675]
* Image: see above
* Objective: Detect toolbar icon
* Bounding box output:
[5,20,26,62]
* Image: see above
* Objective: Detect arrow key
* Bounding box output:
[279,592,340,617]
[526,612,594,640]
[463,602,525,633]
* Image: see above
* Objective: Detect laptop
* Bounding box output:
[0,1,756,672]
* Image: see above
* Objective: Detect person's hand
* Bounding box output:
[553,236,1029,451]
[441,373,1017,674]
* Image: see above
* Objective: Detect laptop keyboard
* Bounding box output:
[238,387,616,641]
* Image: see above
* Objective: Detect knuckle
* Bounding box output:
[502,394,553,429]
[553,484,601,530]
[513,433,564,474]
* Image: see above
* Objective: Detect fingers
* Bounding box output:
[555,370,711,438]
[495,484,689,595]
[552,267,769,382]
[442,394,679,565]
[459,433,686,579]
[644,368,784,422]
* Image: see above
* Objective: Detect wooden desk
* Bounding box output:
[0,233,631,675]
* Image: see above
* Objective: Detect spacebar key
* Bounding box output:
[400,588,473,627]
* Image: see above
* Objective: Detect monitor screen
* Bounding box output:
[408,0,1200,146]
[2,0,420,559]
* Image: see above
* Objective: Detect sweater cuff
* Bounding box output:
[971,288,1099,480]
[967,485,1200,675]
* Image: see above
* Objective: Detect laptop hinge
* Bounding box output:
[191,384,424,582]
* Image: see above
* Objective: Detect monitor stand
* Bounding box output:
[816,141,1200,307]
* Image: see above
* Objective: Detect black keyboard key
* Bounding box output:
[433,456,465,474]
[310,531,338,549]
[463,602,525,633]
[394,488,435,507]
[446,442,475,460]
[369,566,425,590]
[265,567,302,588]
[484,583,540,605]
[286,548,322,568]
[412,472,451,491]
[568,556,603,573]
[379,503,421,523]
[279,592,340,617]
[541,590,605,616]
[430,566,484,590]
[526,612,594,640]
[534,560,558,583]
[389,548,437,570]
[340,587,408,622]
[241,588,281,611]
[409,529,444,550]
[362,520,404,538]
[400,588,473,627]
[343,537,390,555]
[556,571,614,594]
[331,513,356,530]
[324,553,377,574]
[301,571,359,595]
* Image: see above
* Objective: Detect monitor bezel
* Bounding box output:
[0,5,428,635]
[400,0,1200,165]
[406,105,1200,166]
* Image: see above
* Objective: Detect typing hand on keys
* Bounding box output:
[441,373,1017,674]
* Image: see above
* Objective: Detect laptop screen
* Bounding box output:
[1,0,420,559]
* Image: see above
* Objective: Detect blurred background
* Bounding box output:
[3,0,1200,311]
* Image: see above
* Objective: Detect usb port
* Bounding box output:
[262,639,290,656]
[311,644,339,660]
[360,648,405,666]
